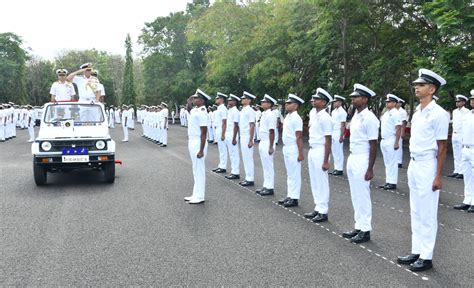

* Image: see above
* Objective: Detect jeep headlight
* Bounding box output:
[95,140,106,150]
[41,141,52,151]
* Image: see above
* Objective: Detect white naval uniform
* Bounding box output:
[73,75,100,122]
[161,108,169,145]
[115,109,121,124]
[225,106,240,175]
[188,106,208,201]
[128,108,135,130]
[0,110,5,141]
[347,108,379,232]
[214,104,228,169]
[331,106,347,171]
[282,111,303,199]
[258,109,277,189]
[239,105,256,181]
[452,106,469,174]
[50,81,75,101]
[461,109,474,205]
[408,100,449,260]
[207,111,214,142]
[308,108,332,214]
[380,108,402,184]
[27,110,35,141]
[255,109,262,141]
[121,109,130,141]
[273,109,281,145]
[397,107,408,164]
[108,109,115,128]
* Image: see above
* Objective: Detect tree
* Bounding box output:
[26,56,55,105]
[122,34,136,105]
[0,32,28,104]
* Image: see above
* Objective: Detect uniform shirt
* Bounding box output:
[380,108,402,139]
[50,81,76,101]
[214,104,228,131]
[226,106,240,135]
[188,106,208,138]
[309,108,332,146]
[398,107,408,123]
[0,110,4,125]
[121,109,129,125]
[461,110,474,145]
[98,83,106,97]
[273,109,282,125]
[452,106,469,134]
[282,111,303,145]
[409,100,449,156]
[259,109,277,141]
[162,108,169,127]
[256,110,262,123]
[331,106,347,138]
[349,108,380,154]
[239,105,256,137]
[73,75,99,102]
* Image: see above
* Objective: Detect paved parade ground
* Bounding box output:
[1,125,472,286]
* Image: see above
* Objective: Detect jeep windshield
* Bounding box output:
[43,104,105,123]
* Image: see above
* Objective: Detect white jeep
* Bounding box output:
[31,102,116,185]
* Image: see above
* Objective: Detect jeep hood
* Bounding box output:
[38,124,110,139]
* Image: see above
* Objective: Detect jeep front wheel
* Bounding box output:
[33,162,47,186]
[104,162,115,183]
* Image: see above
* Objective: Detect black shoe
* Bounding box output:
[312,213,328,223]
[377,184,388,189]
[397,254,420,265]
[212,167,219,172]
[283,198,298,207]
[225,174,240,180]
[259,189,274,196]
[384,184,397,190]
[455,174,464,179]
[278,197,290,205]
[239,180,254,187]
[342,229,361,239]
[447,173,459,178]
[468,205,474,213]
[409,259,433,272]
[398,163,402,168]
[350,231,370,243]
[454,203,470,210]
[214,168,226,173]
[304,211,319,219]
[331,170,343,176]
[160,144,167,147]
[256,187,266,194]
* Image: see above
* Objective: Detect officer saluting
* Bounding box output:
[397,68,450,272]
[278,93,305,207]
[184,89,210,204]
[378,94,402,190]
[304,88,333,222]
[342,84,379,244]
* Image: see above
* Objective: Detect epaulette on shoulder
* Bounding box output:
[200,107,206,111]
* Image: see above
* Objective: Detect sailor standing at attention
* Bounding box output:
[397,68,449,272]
[341,84,379,244]
[329,95,347,176]
[224,94,241,180]
[448,94,469,179]
[238,91,257,187]
[184,89,210,204]
[278,93,305,207]
[211,92,229,174]
[304,88,333,222]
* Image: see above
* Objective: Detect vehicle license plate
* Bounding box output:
[62,155,89,163]
[62,147,89,155]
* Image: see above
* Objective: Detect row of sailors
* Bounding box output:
[0,103,38,142]
[139,103,169,147]
[185,68,473,272]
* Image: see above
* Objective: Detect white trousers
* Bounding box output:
[255,122,260,141]
[283,145,301,199]
[258,140,275,189]
[347,153,372,231]
[0,125,5,140]
[308,146,329,213]
[225,135,240,175]
[28,125,35,141]
[452,134,462,173]
[207,125,214,141]
[331,137,344,171]
[122,124,129,141]
[408,157,439,260]
[462,147,474,205]
[216,129,227,169]
[381,138,399,184]
[188,138,207,201]
[240,135,255,181]
[397,138,403,164]
[161,124,168,145]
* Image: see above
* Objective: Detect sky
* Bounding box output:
[0,0,193,60]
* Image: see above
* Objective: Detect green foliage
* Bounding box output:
[122,34,137,106]
[0,32,28,104]
[26,56,55,105]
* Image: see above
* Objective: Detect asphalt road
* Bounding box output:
[1,124,472,286]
